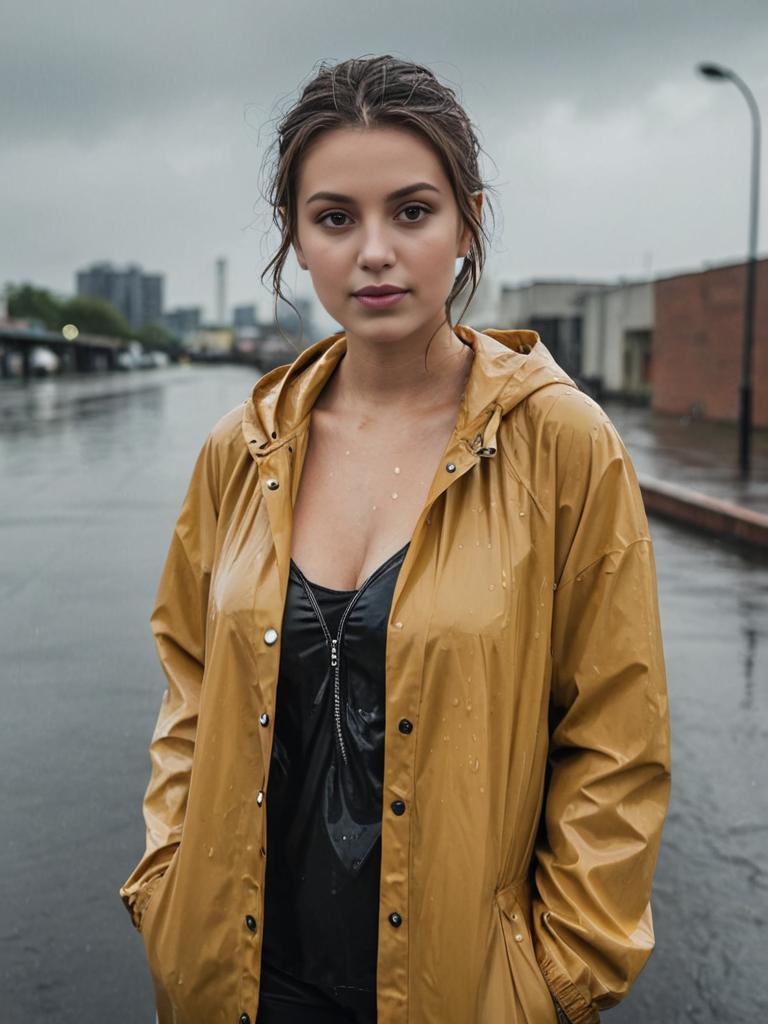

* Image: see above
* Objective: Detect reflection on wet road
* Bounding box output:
[1,367,766,1022]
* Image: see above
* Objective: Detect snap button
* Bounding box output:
[514,933,524,942]
[445,462,456,472]
[256,790,264,806]
[239,1015,251,1024]
[266,478,279,490]
[393,621,403,630]
[245,914,257,932]
[259,846,266,857]
[264,627,278,645]
[398,718,413,734]
[388,912,402,927]
[391,800,406,815]
[259,712,270,726]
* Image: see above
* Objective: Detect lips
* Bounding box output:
[352,285,408,297]
[353,289,409,310]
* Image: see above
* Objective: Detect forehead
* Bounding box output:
[295,125,449,199]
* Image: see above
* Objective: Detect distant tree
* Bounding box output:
[7,283,135,338]
[135,322,181,356]
[60,296,132,338]
[7,283,64,329]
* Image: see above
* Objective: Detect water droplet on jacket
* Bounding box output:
[519,511,525,517]
[458,543,464,550]
[452,696,460,706]
[208,847,214,857]
[345,449,351,455]
[443,734,449,741]
[472,733,478,743]
[534,631,540,639]
[480,786,485,793]
[489,583,495,591]
[391,492,399,500]
[394,466,401,474]
[372,504,377,511]
[471,758,480,773]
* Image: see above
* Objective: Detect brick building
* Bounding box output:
[653,257,768,427]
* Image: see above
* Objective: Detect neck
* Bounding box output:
[322,315,473,418]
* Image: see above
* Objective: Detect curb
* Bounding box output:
[638,474,768,549]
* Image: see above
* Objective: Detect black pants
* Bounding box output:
[256,962,376,1024]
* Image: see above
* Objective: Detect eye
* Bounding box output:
[318,210,352,228]
[397,204,430,223]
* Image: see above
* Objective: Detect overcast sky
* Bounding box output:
[3,0,767,333]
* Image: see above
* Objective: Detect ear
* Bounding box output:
[457,191,484,258]
[279,205,309,271]
[293,235,308,271]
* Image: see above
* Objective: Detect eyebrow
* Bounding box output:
[305,181,441,205]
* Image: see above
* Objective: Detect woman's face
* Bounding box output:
[290,125,480,345]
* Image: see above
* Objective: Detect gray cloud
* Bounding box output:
[3,0,767,323]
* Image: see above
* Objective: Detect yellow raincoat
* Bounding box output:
[119,324,672,1024]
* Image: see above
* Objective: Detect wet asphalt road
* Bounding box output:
[1,366,766,1023]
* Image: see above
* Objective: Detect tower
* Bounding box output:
[215,257,227,325]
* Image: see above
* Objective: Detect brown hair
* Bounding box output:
[258,54,498,361]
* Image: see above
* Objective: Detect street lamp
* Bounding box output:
[697,62,762,479]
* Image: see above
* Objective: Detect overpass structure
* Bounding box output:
[0,325,131,379]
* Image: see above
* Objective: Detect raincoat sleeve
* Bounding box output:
[531,393,672,1024]
[118,430,220,931]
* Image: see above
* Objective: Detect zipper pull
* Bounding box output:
[330,638,338,668]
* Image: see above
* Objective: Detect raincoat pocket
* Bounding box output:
[495,878,559,1024]
[139,846,181,973]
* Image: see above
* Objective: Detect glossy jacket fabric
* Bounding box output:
[119,324,672,1024]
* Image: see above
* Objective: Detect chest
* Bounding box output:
[290,408,458,590]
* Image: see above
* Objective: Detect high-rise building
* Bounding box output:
[233,304,258,328]
[163,306,203,337]
[76,261,165,330]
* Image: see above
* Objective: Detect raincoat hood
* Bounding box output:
[241,324,577,461]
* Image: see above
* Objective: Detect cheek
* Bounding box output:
[410,231,462,288]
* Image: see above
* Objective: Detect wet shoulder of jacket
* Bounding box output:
[526,385,651,585]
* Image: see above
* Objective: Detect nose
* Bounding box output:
[356,219,396,272]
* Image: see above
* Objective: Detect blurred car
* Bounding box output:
[136,350,170,369]
[30,346,60,376]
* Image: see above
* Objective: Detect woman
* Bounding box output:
[119,55,671,1024]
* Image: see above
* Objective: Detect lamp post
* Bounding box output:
[697,62,761,478]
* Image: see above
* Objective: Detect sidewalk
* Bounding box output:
[605,400,768,548]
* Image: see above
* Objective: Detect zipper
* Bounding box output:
[292,548,406,766]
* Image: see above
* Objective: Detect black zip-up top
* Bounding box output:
[259,540,410,1016]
